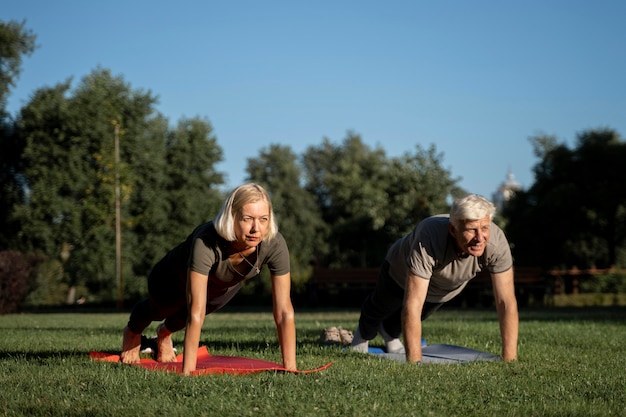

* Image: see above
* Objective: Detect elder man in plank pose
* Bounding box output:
[351,194,518,363]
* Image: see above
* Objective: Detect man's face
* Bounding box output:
[449,215,491,257]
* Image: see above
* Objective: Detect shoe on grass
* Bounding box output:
[378,324,406,354]
[350,327,369,353]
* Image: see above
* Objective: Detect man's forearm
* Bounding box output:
[403,306,423,363]
[498,301,519,361]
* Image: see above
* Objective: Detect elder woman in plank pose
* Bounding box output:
[121,183,296,375]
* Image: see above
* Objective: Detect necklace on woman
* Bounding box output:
[237,246,260,275]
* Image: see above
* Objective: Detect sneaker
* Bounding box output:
[350,327,369,353]
[378,324,405,354]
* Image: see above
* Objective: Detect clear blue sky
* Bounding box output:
[4,0,626,200]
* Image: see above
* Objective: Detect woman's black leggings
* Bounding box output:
[126,266,242,334]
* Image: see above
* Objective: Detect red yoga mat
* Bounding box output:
[90,346,332,376]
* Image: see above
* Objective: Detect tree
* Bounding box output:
[12,69,165,301]
[302,133,389,267]
[505,128,626,269]
[0,20,37,112]
[122,115,225,299]
[11,69,227,303]
[302,132,462,268]
[12,79,76,257]
[245,144,327,292]
[163,116,225,245]
[384,144,464,238]
[0,20,37,249]
[573,130,626,267]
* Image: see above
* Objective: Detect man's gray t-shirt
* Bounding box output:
[386,215,513,302]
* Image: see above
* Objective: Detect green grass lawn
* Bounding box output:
[0,306,624,417]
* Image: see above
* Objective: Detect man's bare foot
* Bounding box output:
[120,326,141,364]
[156,323,177,362]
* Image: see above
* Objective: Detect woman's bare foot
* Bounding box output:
[120,326,141,364]
[156,323,177,362]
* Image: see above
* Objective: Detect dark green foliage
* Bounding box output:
[0,19,37,110]
[163,117,225,244]
[0,20,37,249]
[385,143,465,238]
[579,272,626,294]
[505,128,626,269]
[6,68,225,303]
[302,132,463,268]
[246,144,328,291]
[22,256,72,308]
[303,133,393,267]
[11,70,163,301]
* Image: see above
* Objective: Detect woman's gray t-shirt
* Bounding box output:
[154,222,290,296]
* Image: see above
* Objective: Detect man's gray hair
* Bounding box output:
[449,194,496,228]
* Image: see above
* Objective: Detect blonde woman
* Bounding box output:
[121,183,296,375]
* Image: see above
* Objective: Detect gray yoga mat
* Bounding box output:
[368,344,502,364]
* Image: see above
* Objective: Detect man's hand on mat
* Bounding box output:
[156,323,178,363]
[120,326,141,364]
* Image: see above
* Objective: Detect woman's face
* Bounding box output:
[233,200,270,250]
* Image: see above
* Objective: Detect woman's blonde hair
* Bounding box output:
[449,194,496,229]
[213,183,278,241]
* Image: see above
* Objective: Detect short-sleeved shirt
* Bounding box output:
[151,222,290,298]
[386,214,512,303]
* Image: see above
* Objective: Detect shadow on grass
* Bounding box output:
[0,350,92,361]
[411,305,626,323]
[516,306,626,322]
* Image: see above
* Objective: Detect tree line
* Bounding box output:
[504,129,626,272]
[1,20,625,311]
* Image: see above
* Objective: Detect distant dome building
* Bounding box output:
[493,171,521,212]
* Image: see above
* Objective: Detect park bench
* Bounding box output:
[306,268,379,306]
[467,266,549,306]
[307,266,551,307]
